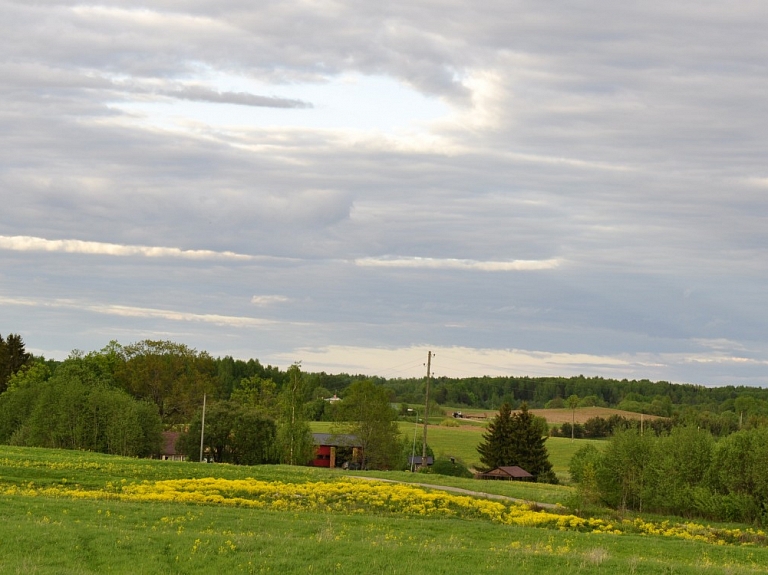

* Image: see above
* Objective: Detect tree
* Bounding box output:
[596,428,655,511]
[477,402,516,471]
[276,363,315,465]
[179,400,279,465]
[334,380,400,470]
[114,340,217,423]
[5,355,162,456]
[0,333,32,394]
[477,403,557,483]
[0,362,51,443]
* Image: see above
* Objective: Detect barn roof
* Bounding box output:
[312,433,362,447]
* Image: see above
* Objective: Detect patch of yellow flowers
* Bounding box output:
[2,477,765,546]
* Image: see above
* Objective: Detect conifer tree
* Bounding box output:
[477,402,557,483]
[478,402,515,471]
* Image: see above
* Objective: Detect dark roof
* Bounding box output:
[312,433,362,447]
[161,431,181,456]
[498,466,533,478]
[481,466,533,478]
[408,456,434,465]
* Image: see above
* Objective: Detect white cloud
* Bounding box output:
[354,256,561,271]
[270,344,636,379]
[0,235,258,261]
[0,295,282,328]
[251,295,290,306]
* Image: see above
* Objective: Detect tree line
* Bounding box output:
[3,333,768,468]
[569,426,768,525]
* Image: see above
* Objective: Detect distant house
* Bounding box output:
[312,433,362,468]
[476,466,533,481]
[160,431,185,462]
[408,455,434,467]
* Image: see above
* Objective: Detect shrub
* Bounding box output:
[422,457,473,478]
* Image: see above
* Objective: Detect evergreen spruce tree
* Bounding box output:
[477,402,515,471]
[514,403,557,483]
[477,402,558,483]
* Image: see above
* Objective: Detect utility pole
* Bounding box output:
[199,393,207,463]
[421,351,432,469]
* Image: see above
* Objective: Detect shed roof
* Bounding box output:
[312,433,362,447]
[408,455,434,465]
[161,431,181,456]
[481,466,533,479]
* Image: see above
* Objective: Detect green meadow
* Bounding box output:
[310,420,606,480]
[2,446,768,574]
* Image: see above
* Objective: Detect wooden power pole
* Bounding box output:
[421,351,432,469]
[199,393,207,463]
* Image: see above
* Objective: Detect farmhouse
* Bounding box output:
[312,433,363,469]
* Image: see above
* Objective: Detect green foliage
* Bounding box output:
[0,333,32,393]
[180,400,279,465]
[276,364,315,465]
[572,425,768,525]
[427,456,474,478]
[568,444,602,484]
[477,402,515,471]
[545,397,564,408]
[334,380,401,470]
[477,403,557,483]
[0,362,51,443]
[595,428,655,512]
[397,437,434,471]
[114,340,217,423]
[1,356,161,457]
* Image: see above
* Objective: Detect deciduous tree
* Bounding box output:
[335,379,400,469]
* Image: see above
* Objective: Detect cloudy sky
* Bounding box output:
[2,0,767,386]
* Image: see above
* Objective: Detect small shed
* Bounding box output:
[312,433,363,468]
[160,431,185,461]
[476,466,533,481]
[408,455,434,467]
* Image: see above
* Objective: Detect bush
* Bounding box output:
[441,418,460,427]
[421,457,473,478]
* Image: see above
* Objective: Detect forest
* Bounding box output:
[3,333,768,462]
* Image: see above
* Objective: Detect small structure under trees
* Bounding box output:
[476,402,558,483]
[311,433,363,468]
[476,465,533,481]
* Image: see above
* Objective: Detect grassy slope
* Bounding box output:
[1,447,767,575]
[310,420,606,479]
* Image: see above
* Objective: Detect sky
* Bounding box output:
[2,1,768,386]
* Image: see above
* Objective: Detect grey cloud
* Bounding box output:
[2,0,768,384]
[163,85,312,108]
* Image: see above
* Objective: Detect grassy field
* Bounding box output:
[2,446,768,574]
[442,406,662,424]
[310,420,605,480]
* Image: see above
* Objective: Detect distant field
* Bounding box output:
[309,421,605,480]
[444,405,662,425]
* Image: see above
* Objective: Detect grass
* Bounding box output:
[345,469,574,505]
[310,421,606,481]
[2,446,768,574]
